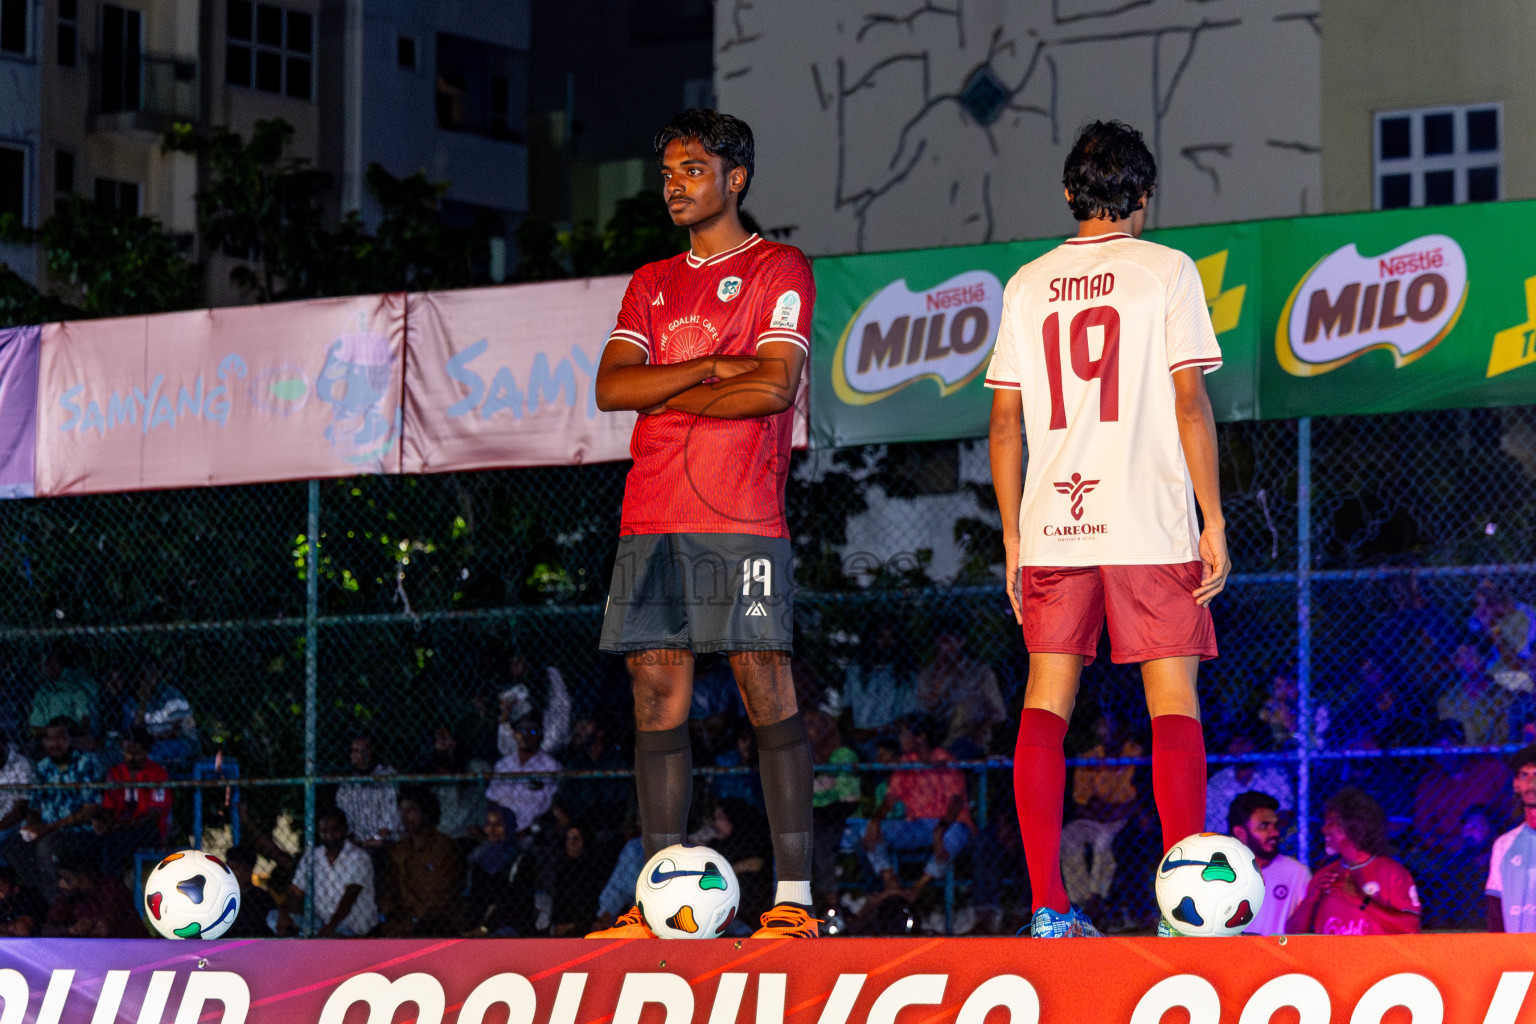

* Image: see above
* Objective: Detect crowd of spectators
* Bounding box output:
[4,576,1536,938]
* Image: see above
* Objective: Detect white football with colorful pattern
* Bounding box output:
[144,850,241,939]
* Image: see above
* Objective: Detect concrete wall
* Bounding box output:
[1321,0,1536,213]
[714,0,1321,256]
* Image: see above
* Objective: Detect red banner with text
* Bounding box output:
[0,935,1531,1024]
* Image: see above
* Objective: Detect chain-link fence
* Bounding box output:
[0,406,1532,937]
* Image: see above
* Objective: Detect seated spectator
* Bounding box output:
[1373,573,1458,673]
[0,865,44,936]
[592,835,647,934]
[381,786,463,937]
[28,651,97,738]
[970,801,1029,935]
[1258,671,1300,747]
[916,621,1006,759]
[688,655,744,762]
[463,805,539,937]
[1,717,102,898]
[1471,581,1536,694]
[421,727,486,845]
[221,844,278,938]
[1487,744,1536,932]
[496,647,572,758]
[1228,790,1310,935]
[704,797,772,931]
[712,727,765,810]
[1060,713,1140,924]
[43,848,140,937]
[273,807,377,937]
[93,727,173,873]
[861,716,973,900]
[1204,729,1293,833]
[547,824,606,936]
[843,618,918,741]
[0,733,37,850]
[1417,804,1495,930]
[1438,637,1515,746]
[133,660,200,771]
[486,717,561,837]
[1287,787,1421,936]
[559,714,631,834]
[335,734,402,848]
[808,709,861,912]
[1412,720,1507,853]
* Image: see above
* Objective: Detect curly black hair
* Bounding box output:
[1227,789,1280,832]
[1062,120,1157,222]
[654,109,756,208]
[1325,786,1388,857]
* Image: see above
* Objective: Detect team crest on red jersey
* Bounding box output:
[717,276,743,301]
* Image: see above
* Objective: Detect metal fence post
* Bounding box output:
[303,478,320,935]
[1296,418,1312,861]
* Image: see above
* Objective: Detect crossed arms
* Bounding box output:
[594,339,806,420]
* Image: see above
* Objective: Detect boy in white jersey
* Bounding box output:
[986,120,1230,937]
[1487,745,1536,932]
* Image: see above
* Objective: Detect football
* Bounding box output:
[143,849,242,940]
[636,843,740,939]
[1154,832,1266,936]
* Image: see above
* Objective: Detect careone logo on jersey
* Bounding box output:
[832,270,1003,405]
[1276,234,1469,377]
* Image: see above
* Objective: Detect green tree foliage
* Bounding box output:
[163,118,497,301]
[0,199,203,326]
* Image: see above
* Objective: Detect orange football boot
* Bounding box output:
[751,903,820,938]
[585,906,657,939]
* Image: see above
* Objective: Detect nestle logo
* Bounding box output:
[926,284,986,312]
[1378,248,1444,278]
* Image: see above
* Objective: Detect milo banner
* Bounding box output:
[810,200,1536,446]
[1,935,1534,1023]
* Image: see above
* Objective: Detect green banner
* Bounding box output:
[809,200,1536,447]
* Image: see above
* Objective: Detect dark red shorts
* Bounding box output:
[1019,562,1217,666]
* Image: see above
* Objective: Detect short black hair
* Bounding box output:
[398,784,441,827]
[1325,786,1388,857]
[1510,743,1536,775]
[1062,120,1157,222]
[1227,790,1280,832]
[654,109,756,208]
[319,805,349,830]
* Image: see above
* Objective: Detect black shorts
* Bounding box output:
[598,532,794,654]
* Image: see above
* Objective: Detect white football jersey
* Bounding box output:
[985,233,1221,566]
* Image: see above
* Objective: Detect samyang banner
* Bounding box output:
[401,277,638,473]
[809,200,1536,447]
[34,295,407,495]
[1,935,1533,1023]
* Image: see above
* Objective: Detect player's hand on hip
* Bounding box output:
[1193,525,1230,606]
[1003,541,1023,625]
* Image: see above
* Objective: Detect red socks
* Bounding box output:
[1151,714,1207,853]
[1014,708,1070,914]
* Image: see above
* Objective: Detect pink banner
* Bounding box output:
[36,296,406,495]
[402,278,638,473]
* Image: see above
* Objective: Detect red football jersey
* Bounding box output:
[607,234,814,538]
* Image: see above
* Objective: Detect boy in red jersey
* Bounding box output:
[589,110,818,939]
[987,121,1230,937]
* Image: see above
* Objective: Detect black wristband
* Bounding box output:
[1359,894,1372,910]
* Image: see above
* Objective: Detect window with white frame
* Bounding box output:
[1374,104,1501,210]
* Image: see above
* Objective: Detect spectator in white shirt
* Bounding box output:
[487,717,561,837]
[1206,730,1293,833]
[1228,790,1310,935]
[0,735,37,849]
[335,735,402,848]
[273,806,378,937]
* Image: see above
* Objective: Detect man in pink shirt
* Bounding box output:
[863,717,973,896]
[1288,786,1421,936]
